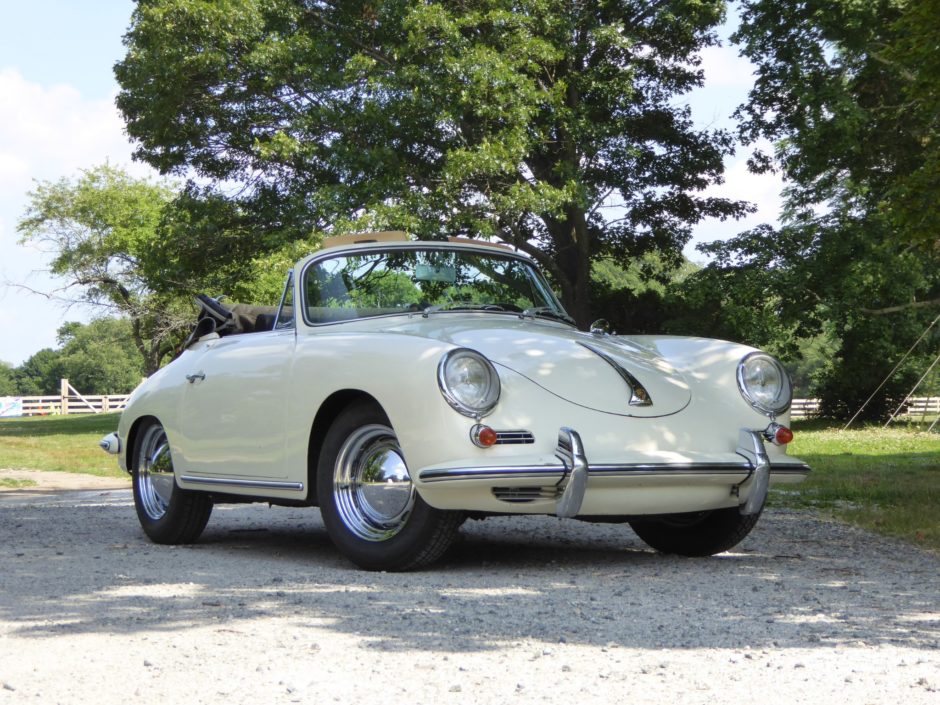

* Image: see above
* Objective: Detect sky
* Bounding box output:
[0,1,783,367]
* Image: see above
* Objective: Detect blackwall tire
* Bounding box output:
[317,401,464,571]
[132,420,212,544]
[628,505,762,557]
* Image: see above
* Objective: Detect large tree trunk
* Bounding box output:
[547,208,593,329]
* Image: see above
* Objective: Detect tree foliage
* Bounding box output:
[673,0,940,419]
[0,362,16,396]
[116,0,746,326]
[12,348,63,397]
[54,319,147,395]
[735,0,940,254]
[8,320,145,396]
[16,165,191,373]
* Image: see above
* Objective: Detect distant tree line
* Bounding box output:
[0,319,145,396]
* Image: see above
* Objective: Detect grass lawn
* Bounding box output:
[0,413,126,478]
[0,477,37,489]
[775,419,940,552]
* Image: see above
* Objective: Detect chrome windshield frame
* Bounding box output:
[298,241,571,329]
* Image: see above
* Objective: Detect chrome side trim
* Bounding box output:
[578,341,653,406]
[179,476,305,492]
[555,427,588,518]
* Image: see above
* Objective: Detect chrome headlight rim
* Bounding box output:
[736,351,792,417]
[437,348,501,418]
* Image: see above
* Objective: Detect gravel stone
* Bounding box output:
[0,475,938,704]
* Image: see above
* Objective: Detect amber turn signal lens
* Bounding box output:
[471,424,498,448]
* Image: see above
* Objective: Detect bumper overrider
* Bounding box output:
[417,427,809,517]
[100,432,121,455]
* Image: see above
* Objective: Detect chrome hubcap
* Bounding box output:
[137,425,175,520]
[333,424,415,542]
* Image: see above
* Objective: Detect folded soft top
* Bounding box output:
[181,295,278,350]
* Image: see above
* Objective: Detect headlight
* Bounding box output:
[438,348,501,418]
[737,352,792,416]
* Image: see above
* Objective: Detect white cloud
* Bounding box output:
[698,44,756,90]
[0,68,151,190]
[0,68,156,365]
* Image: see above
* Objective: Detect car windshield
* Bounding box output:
[303,247,570,325]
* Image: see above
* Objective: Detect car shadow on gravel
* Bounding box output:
[1,496,937,654]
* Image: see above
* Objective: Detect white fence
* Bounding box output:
[0,379,132,417]
[791,397,940,419]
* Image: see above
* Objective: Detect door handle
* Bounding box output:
[186,372,206,383]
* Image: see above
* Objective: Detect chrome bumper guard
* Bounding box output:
[735,429,771,516]
[99,432,121,455]
[555,428,588,518]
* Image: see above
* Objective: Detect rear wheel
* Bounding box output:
[132,420,212,544]
[628,506,762,557]
[317,401,464,571]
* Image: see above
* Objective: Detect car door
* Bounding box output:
[175,276,297,480]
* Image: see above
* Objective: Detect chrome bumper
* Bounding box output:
[417,426,803,518]
[552,427,774,518]
[99,432,121,455]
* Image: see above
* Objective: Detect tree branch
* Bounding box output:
[862,297,940,315]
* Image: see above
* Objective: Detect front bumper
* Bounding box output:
[99,432,121,455]
[416,427,809,517]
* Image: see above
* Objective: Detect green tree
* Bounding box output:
[590,253,699,334]
[14,349,63,396]
[879,0,940,251]
[8,320,146,397]
[0,362,17,396]
[16,164,191,373]
[54,319,146,395]
[116,0,747,327]
[679,0,940,419]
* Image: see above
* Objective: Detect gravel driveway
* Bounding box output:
[0,480,937,704]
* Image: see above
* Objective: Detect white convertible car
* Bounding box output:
[101,232,808,570]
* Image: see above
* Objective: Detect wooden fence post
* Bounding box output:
[60,378,69,415]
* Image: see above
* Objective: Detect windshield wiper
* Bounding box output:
[421,302,507,317]
[519,306,576,325]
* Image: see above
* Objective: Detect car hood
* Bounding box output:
[377,316,691,417]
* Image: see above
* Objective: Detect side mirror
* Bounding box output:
[589,319,610,336]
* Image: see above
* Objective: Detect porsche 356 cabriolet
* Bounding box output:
[101,232,808,570]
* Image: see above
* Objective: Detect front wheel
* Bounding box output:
[628,506,762,557]
[317,401,464,571]
[132,420,213,544]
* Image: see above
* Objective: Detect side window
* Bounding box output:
[274,271,295,330]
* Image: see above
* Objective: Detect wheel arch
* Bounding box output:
[306,389,386,506]
[125,414,160,473]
